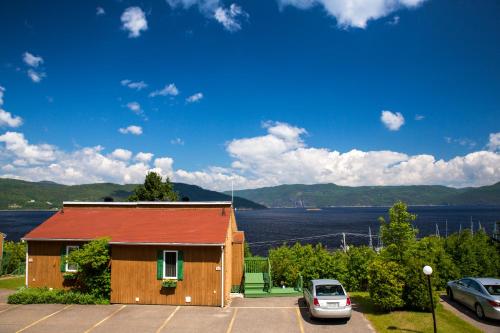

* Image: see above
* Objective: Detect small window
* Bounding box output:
[467,280,483,293]
[484,285,500,296]
[65,245,79,272]
[163,250,178,279]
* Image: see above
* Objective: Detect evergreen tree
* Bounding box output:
[128,172,179,202]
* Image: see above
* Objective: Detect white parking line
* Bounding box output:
[225,308,238,333]
[16,304,72,333]
[295,308,305,333]
[232,306,308,309]
[155,305,180,333]
[84,304,126,333]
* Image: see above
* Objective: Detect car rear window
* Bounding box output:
[315,284,345,296]
[484,285,500,295]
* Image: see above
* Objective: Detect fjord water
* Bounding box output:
[0,206,499,256]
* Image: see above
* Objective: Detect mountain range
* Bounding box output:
[0,178,265,210]
[227,182,500,208]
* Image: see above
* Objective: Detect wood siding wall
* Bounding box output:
[224,223,232,303]
[27,241,82,289]
[231,242,244,287]
[110,245,223,306]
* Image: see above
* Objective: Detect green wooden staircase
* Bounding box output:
[243,257,303,298]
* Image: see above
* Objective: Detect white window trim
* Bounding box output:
[65,245,79,272]
[163,250,178,279]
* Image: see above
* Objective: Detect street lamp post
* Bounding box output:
[423,265,437,333]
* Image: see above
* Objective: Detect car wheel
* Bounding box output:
[475,303,485,320]
[447,288,454,301]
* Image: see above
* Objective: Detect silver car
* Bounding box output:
[303,279,352,320]
[446,277,500,320]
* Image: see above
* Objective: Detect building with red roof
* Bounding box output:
[23,201,245,306]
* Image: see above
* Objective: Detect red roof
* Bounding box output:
[24,205,232,245]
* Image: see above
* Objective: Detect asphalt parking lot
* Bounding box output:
[0,297,373,333]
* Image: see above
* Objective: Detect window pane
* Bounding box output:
[315,285,345,296]
[67,246,79,272]
[164,252,177,278]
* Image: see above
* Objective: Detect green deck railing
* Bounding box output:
[244,258,269,273]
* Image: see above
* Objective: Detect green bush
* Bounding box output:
[368,259,405,311]
[345,246,376,291]
[66,238,111,299]
[8,287,109,304]
[401,258,439,311]
[1,241,26,275]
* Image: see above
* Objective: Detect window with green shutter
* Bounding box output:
[157,250,184,280]
[157,250,163,280]
[177,251,184,281]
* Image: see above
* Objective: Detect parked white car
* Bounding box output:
[303,279,352,320]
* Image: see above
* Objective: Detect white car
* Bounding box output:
[303,279,352,320]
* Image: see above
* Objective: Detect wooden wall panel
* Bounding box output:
[231,242,244,287]
[110,245,222,306]
[27,241,82,289]
[224,224,232,303]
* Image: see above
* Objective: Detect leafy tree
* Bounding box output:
[345,246,376,291]
[244,242,253,258]
[1,241,26,275]
[368,258,405,311]
[66,238,111,299]
[379,201,417,262]
[128,172,178,202]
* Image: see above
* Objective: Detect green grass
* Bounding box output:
[350,292,482,333]
[0,276,25,290]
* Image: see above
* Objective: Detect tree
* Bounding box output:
[66,238,111,299]
[128,172,179,202]
[345,246,376,291]
[379,201,417,262]
[1,241,26,275]
[368,259,405,311]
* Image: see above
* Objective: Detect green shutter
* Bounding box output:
[157,250,163,280]
[177,251,184,281]
[60,246,66,272]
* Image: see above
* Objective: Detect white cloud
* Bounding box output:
[27,69,45,83]
[1,123,499,190]
[166,1,248,31]
[277,0,426,29]
[387,15,400,25]
[415,114,425,121]
[381,110,405,131]
[170,138,185,145]
[214,4,247,32]
[0,110,23,128]
[487,132,500,152]
[96,7,105,16]
[0,87,24,128]
[110,148,133,160]
[121,7,148,38]
[118,125,143,135]
[186,92,203,103]
[126,101,141,114]
[135,152,154,162]
[121,79,148,90]
[23,52,43,67]
[149,84,179,97]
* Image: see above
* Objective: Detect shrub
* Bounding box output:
[66,238,111,299]
[368,259,405,311]
[1,241,26,275]
[345,246,376,291]
[8,287,109,305]
[402,258,439,311]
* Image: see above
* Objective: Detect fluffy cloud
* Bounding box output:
[278,0,427,28]
[126,102,142,114]
[135,152,154,162]
[186,92,203,103]
[0,87,23,128]
[1,123,499,190]
[121,7,148,38]
[149,84,179,97]
[381,110,405,131]
[166,1,247,31]
[487,132,500,152]
[96,7,105,16]
[110,148,132,161]
[27,69,45,83]
[121,79,147,90]
[118,125,143,135]
[214,4,247,32]
[170,138,185,145]
[23,52,43,67]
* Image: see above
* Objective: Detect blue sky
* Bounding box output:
[0,0,499,190]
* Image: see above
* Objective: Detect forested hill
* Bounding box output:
[228,182,500,208]
[0,178,265,210]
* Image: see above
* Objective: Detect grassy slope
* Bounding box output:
[0,276,25,290]
[0,178,265,209]
[350,292,482,333]
[230,182,500,207]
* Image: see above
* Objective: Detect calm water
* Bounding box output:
[1,207,499,256]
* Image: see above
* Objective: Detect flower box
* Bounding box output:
[63,272,77,280]
[162,280,177,288]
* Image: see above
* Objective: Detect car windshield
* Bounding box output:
[315,284,345,296]
[484,285,500,295]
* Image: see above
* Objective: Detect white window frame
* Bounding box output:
[65,245,79,272]
[163,250,178,279]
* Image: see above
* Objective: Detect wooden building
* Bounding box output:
[23,201,245,307]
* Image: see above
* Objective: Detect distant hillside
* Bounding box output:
[227,182,500,208]
[0,178,265,210]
